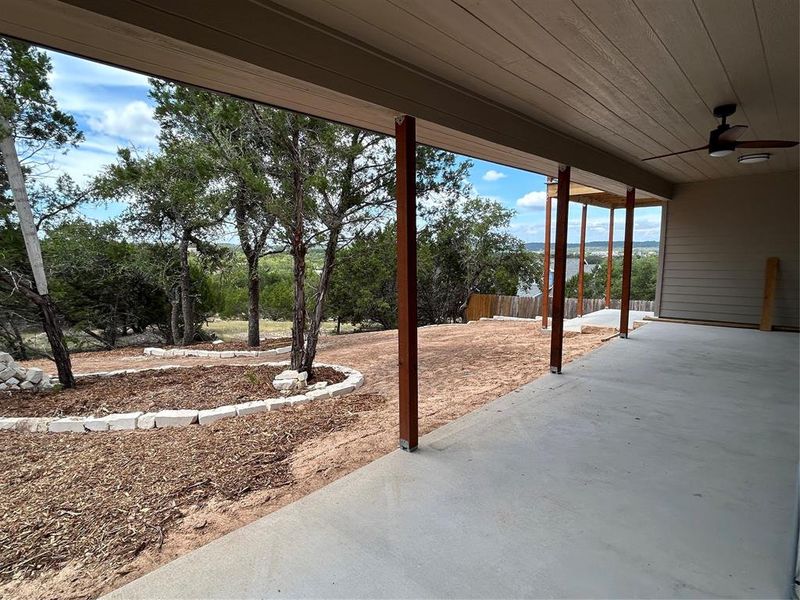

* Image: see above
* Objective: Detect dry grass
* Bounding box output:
[205,319,353,340]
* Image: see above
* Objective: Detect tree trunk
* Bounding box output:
[290,146,306,371]
[1,318,28,360]
[105,302,119,347]
[233,199,273,348]
[290,225,306,371]
[301,227,339,374]
[10,319,28,361]
[179,237,194,345]
[168,286,180,346]
[40,294,75,387]
[0,116,75,387]
[246,254,260,347]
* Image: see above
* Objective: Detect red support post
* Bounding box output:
[577,203,587,317]
[396,115,418,451]
[549,165,570,374]
[605,208,614,308]
[619,187,635,338]
[542,195,552,328]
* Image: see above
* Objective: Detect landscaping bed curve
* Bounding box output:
[0,361,363,434]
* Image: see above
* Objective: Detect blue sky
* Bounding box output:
[466,159,662,243]
[43,49,661,243]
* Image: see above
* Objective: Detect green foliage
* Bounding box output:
[149,80,279,253]
[0,217,36,357]
[0,38,82,151]
[417,197,540,324]
[42,220,168,340]
[329,198,541,328]
[328,225,398,329]
[94,143,229,245]
[0,38,86,252]
[565,255,659,301]
[200,251,318,322]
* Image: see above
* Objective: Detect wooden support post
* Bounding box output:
[760,257,779,331]
[549,165,570,374]
[605,208,614,308]
[396,115,418,451]
[577,203,587,317]
[542,195,552,328]
[619,187,635,338]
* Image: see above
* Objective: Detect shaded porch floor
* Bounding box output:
[106,322,799,599]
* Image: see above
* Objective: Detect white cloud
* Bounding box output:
[87,100,159,146]
[47,51,151,89]
[565,214,662,242]
[515,190,547,210]
[482,169,507,181]
[507,207,662,244]
[48,146,120,184]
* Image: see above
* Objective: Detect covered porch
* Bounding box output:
[0,2,797,596]
[106,322,799,598]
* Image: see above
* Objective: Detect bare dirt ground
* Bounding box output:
[2,321,611,600]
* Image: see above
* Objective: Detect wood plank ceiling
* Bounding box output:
[271,0,799,182]
[0,0,795,195]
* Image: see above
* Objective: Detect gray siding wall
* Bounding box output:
[659,171,799,327]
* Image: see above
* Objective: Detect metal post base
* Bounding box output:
[550,366,561,374]
[399,439,418,452]
[619,333,629,339]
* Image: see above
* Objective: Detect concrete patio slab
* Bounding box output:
[105,323,798,599]
[564,307,654,331]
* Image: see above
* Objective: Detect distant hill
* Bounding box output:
[525,241,659,251]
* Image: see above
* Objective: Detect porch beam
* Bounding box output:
[577,203,587,317]
[542,195,552,329]
[605,208,614,308]
[0,0,674,199]
[549,165,570,374]
[619,187,635,338]
[396,115,418,451]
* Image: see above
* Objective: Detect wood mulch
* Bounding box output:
[169,338,293,352]
[0,365,345,418]
[0,393,384,584]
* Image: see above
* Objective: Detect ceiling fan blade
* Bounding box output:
[718,124,748,142]
[641,145,708,161]
[736,140,799,148]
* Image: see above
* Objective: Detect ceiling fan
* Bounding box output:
[642,104,798,161]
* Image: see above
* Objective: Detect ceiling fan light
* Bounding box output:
[709,147,734,157]
[738,153,771,164]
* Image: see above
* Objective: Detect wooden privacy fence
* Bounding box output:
[465,293,654,322]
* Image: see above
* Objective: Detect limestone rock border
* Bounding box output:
[0,351,56,392]
[0,361,363,434]
[143,345,291,359]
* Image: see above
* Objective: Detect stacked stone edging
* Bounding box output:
[143,345,291,359]
[0,361,363,434]
[0,352,56,392]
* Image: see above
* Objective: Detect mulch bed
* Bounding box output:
[0,365,346,418]
[169,338,294,352]
[0,393,384,583]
